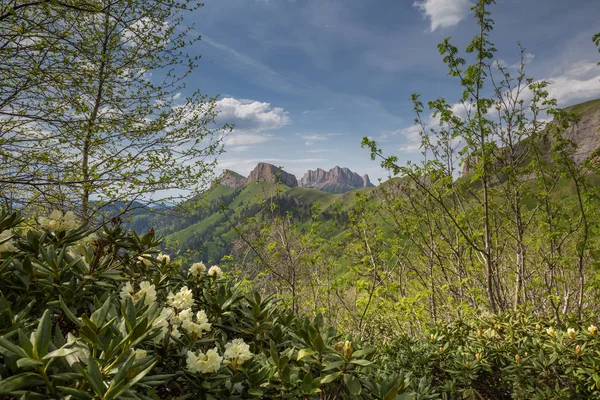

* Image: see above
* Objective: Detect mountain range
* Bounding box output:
[127,98,600,264]
[219,163,374,194]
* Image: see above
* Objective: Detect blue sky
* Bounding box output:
[185,0,600,183]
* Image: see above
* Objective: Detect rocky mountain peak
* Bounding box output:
[219,169,248,189]
[247,163,298,187]
[300,166,374,193]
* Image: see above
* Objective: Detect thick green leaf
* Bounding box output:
[344,374,361,395]
[16,357,44,369]
[0,373,42,394]
[297,348,316,361]
[0,336,28,358]
[34,309,52,358]
[43,347,79,359]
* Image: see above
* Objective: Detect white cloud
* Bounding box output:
[544,61,600,105]
[216,97,289,131]
[214,97,290,150]
[414,0,472,31]
[224,132,273,146]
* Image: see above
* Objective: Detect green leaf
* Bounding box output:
[104,361,156,399]
[320,372,341,384]
[16,357,44,369]
[56,386,94,400]
[350,359,375,367]
[34,309,52,358]
[297,348,317,361]
[83,358,106,396]
[248,388,264,397]
[43,347,79,359]
[344,374,361,395]
[323,360,346,371]
[0,373,42,394]
[59,296,83,327]
[0,336,28,358]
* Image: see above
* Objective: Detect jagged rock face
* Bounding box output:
[219,170,247,189]
[462,107,600,176]
[247,163,298,187]
[300,166,374,193]
[562,108,600,165]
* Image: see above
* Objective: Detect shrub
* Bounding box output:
[0,211,404,399]
[378,313,600,399]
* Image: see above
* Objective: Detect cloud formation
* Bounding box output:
[215,97,290,150]
[414,0,472,31]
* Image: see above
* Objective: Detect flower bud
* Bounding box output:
[343,341,353,361]
[475,353,481,361]
[515,354,521,364]
[575,345,582,355]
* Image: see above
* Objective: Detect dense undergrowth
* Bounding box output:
[0,211,401,399]
[2,210,600,399]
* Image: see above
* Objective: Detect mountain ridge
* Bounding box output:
[220,163,374,194]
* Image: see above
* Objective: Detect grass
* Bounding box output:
[565,98,600,117]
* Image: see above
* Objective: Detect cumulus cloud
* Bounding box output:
[414,0,472,31]
[545,61,600,105]
[215,97,290,150]
[216,97,289,131]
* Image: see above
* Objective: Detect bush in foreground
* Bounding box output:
[0,211,403,399]
[379,313,600,399]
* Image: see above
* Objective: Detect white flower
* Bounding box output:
[138,254,153,266]
[167,286,194,309]
[39,210,78,232]
[187,348,222,374]
[189,262,206,277]
[120,282,135,301]
[568,328,576,340]
[134,349,147,359]
[135,281,157,305]
[208,265,223,278]
[224,338,253,365]
[157,252,170,264]
[546,327,555,337]
[70,233,97,257]
[173,308,193,326]
[181,310,212,337]
[0,230,17,253]
[171,325,182,340]
[152,307,173,343]
[195,310,211,331]
[588,325,597,335]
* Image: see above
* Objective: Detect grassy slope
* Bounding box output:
[565,98,600,116]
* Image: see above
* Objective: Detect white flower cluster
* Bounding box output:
[69,233,98,257]
[0,230,17,253]
[152,307,180,342]
[208,265,223,278]
[156,252,170,264]
[120,280,157,306]
[138,254,153,266]
[224,338,253,365]
[173,308,212,337]
[189,262,206,277]
[186,338,253,375]
[187,348,223,374]
[39,210,78,232]
[167,286,194,309]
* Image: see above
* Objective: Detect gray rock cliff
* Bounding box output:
[247,163,298,187]
[300,166,374,193]
[219,170,248,189]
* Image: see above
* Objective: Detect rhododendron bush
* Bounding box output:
[0,211,402,399]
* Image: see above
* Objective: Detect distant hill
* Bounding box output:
[126,98,600,264]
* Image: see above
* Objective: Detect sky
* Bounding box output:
[183,0,600,183]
